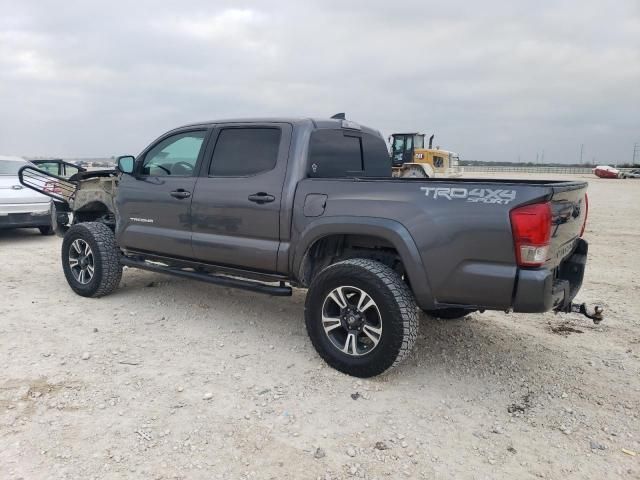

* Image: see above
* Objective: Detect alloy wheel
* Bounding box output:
[321,286,383,356]
[68,239,95,284]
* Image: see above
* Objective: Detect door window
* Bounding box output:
[209,128,281,177]
[141,131,206,176]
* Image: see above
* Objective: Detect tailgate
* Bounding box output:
[547,183,588,268]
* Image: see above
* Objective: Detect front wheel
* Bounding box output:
[61,222,122,297]
[305,259,418,377]
[38,226,54,235]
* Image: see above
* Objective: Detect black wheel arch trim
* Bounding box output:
[291,216,435,309]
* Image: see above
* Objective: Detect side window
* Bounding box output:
[362,133,392,177]
[63,164,80,178]
[308,130,363,177]
[209,128,281,177]
[405,136,413,151]
[141,131,206,176]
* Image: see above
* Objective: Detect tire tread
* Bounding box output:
[62,222,122,297]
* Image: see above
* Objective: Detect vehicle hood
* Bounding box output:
[0,175,51,204]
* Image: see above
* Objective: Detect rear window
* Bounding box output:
[309,130,363,177]
[209,128,281,177]
[308,130,391,178]
[362,134,392,177]
[0,160,26,175]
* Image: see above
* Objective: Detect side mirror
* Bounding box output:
[116,155,135,174]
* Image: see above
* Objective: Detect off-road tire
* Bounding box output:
[305,258,418,377]
[39,226,54,235]
[422,308,476,320]
[61,222,122,298]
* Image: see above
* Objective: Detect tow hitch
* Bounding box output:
[556,303,604,324]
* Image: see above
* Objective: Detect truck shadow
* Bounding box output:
[402,312,608,403]
[119,271,589,394]
[117,271,634,419]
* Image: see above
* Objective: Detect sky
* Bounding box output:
[0,0,639,164]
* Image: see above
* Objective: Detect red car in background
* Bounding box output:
[593,165,620,179]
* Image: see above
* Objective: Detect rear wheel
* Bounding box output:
[61,222,122,297]
[38,226,54,235]
[305,259,418,377]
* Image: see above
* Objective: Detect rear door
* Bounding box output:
[115,128,210,258]
[190,122,292,271]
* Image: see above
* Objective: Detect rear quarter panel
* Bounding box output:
[291,178,559,310]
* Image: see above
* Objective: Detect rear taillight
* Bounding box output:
[510,202,552,267]
[580,194,588,237]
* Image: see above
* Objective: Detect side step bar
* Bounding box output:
[120,257,293,296]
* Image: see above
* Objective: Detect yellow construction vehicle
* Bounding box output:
[390,133,463,178]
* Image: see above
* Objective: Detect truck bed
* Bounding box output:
[292,176,588,312]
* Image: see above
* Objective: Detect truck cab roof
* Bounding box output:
[176,117,383,137]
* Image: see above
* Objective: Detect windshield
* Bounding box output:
[0,160,27,175]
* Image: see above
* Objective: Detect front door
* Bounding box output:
[115,129,209,258]
[190,123,292,272]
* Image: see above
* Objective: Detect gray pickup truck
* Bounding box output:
[20,117,594,377]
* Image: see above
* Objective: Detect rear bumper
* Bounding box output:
[0,203,52,229]
[512,238,588,313]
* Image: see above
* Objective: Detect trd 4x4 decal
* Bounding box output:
[420,187,517,205]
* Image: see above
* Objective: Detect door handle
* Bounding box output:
[248,192,275,204]
[170,189,191,199]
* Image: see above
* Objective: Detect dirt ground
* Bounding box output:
[1,173,638,480]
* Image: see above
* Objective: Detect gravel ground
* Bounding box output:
[0,174,638,480]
